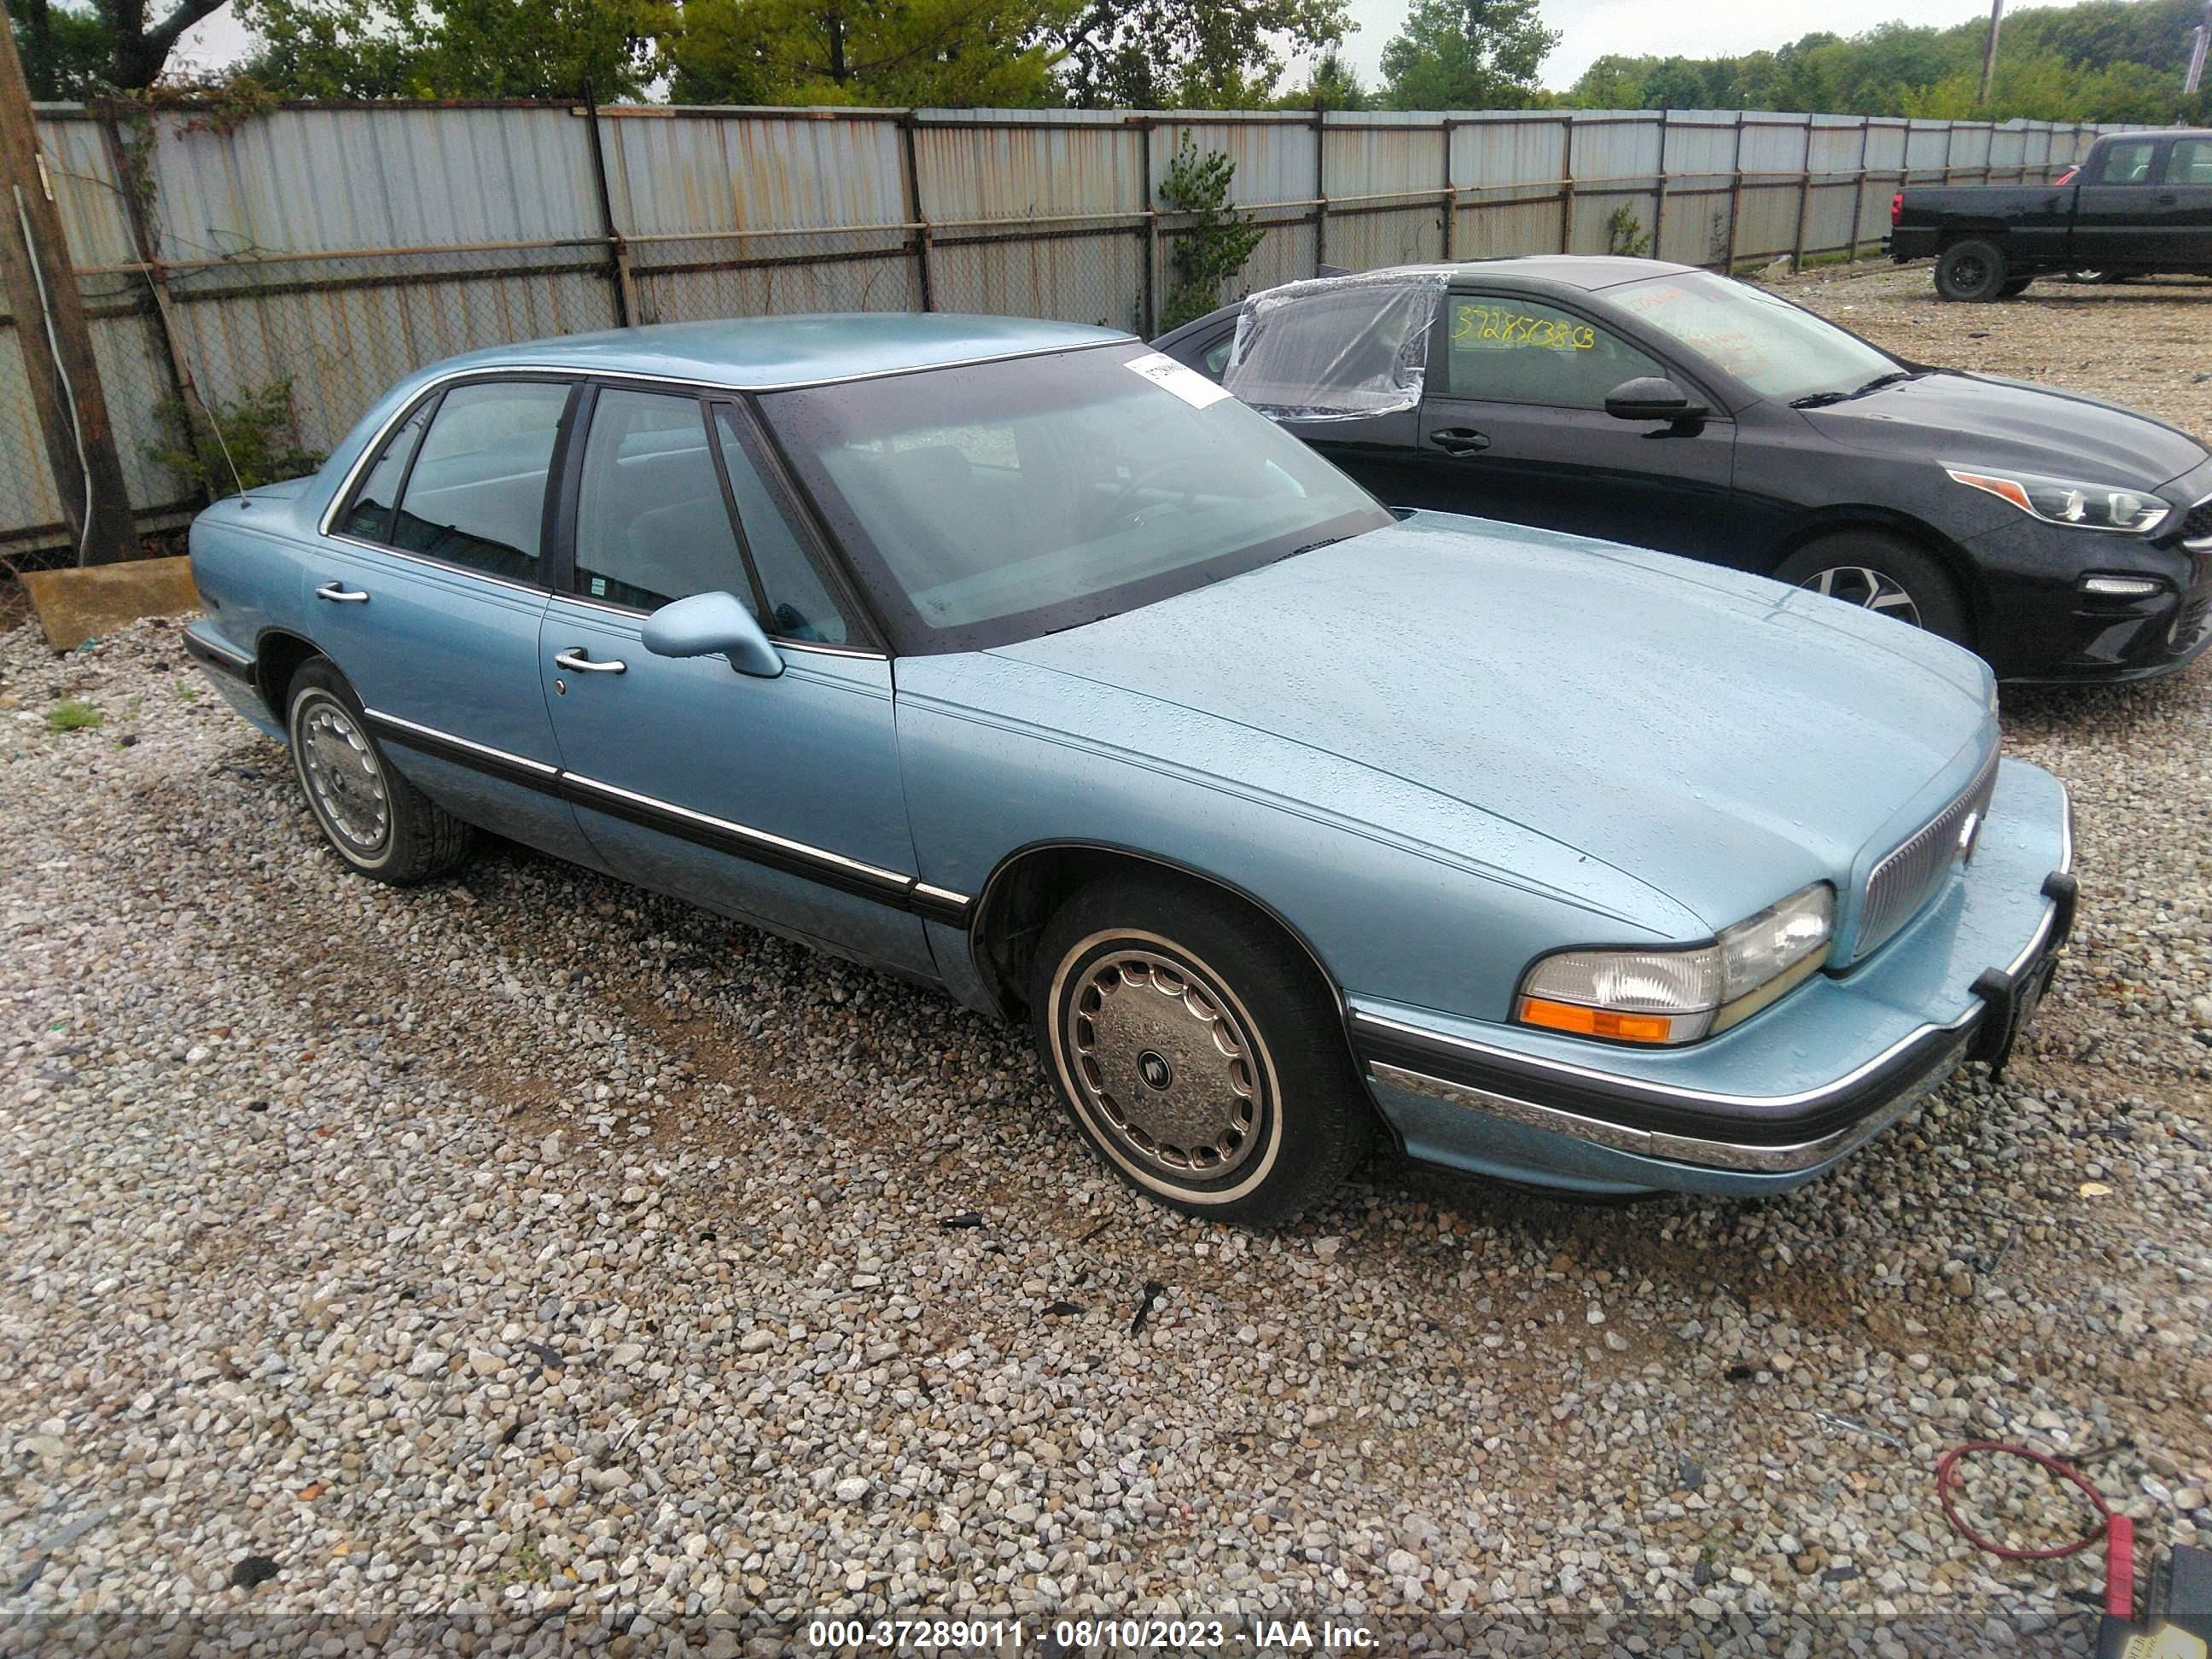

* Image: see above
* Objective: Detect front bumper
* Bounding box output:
[1352,759,2074,1196]
[1965,515,2212,684]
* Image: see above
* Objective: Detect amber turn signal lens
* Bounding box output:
[1517,997,1678,1045]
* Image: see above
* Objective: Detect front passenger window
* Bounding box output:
[574,390,747,612]
[1443,297,1663,409]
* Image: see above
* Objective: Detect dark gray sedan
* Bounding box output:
[1157,257,2212,684]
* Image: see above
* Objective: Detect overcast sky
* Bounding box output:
[169,0,2073,94]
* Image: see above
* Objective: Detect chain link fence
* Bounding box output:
[5,102,2109,558]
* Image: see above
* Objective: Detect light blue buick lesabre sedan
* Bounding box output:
[183,314,2075,1225]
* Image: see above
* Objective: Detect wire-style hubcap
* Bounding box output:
[1798,565,1923,628]
[299,701,389,855]
[1061,944,1265,1182]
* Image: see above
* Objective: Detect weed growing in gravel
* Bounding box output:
[47,700,103,733]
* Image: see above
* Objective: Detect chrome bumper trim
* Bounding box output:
[1371,1027,1974,1174]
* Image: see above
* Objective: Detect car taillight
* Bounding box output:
[1890,192,1903,226]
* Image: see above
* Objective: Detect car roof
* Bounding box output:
[426,312,1132,391]
[2092,127,2210,143]
[1152,255,1703,348]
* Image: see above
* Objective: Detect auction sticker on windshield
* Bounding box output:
[1125,350,1235,408]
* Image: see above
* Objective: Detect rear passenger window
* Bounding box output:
[574,391,748,611]
[388,381,569,583]
[2098,141,2158,184]
[712,405,849,645]
[338,401,431,543]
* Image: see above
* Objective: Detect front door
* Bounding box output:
[2153,136,2212,271]
[311,375,600,868]
[539,384,934,977]
[1396,293,1737,556]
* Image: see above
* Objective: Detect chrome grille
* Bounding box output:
[1854,748,2001,961]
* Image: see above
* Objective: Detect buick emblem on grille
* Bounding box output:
[1957,809,1982,862]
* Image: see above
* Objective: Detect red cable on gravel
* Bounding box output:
[1936,1441,2133,1618]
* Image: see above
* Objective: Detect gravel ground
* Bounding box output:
[3,266,2209,1657]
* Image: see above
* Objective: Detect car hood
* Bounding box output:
[987,514,1995,936]
[1801,369,2208,488]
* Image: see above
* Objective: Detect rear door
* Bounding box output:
[2073,137,2166,271]
[538,384,934,976]
[313,375,598,867]
[1395,291,1737,556]
[2156,136,2212,270]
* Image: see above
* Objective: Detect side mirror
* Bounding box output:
[640,590,783,678]
[1604,376,1708,426]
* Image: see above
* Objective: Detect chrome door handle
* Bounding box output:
[316,581,370,603]
[553,648,626,674]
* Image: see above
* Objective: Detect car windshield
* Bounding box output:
[1609,270,1897,404]
[757,343,1393,654]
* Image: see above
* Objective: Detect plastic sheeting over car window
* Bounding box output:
[1221,270,1447,421]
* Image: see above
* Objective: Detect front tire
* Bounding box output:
[1773,532,1970,646]
[1029,872,1371,1226]
[286,659,474,884]
[1936,238,2008,301]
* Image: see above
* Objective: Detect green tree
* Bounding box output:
[669,0,1071,106]
[1380,0,1558,111]
[9,0,240,96]
[1272,44,1369,109]
[1057,0,1352,108]
[1555,0,2212,124]
[236,0,674,99]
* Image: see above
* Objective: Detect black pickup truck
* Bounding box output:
[1890,128,2212,300]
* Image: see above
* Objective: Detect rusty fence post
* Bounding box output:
[579,82,636,328]
[899,111,935,313]
[1557,116,1575,253]
[1790,114,1813,271]
[1313,110,1329,271]
[1440,117,1456,262]
[1139,117,1158,336]
[1722,114,1745,272]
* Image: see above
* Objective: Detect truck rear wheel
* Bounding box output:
[1936,239,2008,301]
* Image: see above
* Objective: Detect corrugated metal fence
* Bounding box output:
[3,101,2104,555]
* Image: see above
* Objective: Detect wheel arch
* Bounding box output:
[1764,509,1987,647]
[971,839,1405,1159]
[969,841,1346,1022]
[251,627,329,725]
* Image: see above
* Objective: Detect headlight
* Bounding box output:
[1947,467,2169,534]
[1516,883,1836,1045]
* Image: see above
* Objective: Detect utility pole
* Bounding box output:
[1978,0,2005,107]
[2186,1,2211,94]
[0,7,138,564]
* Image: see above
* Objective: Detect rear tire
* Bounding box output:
[1936,239,2008,302]
[286,659,474,885]
[1773,532,1970,646]
[1029,871,1371,1227]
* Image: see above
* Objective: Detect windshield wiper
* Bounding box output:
[1289,535,1350,556]
[1791,370,1918,409]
